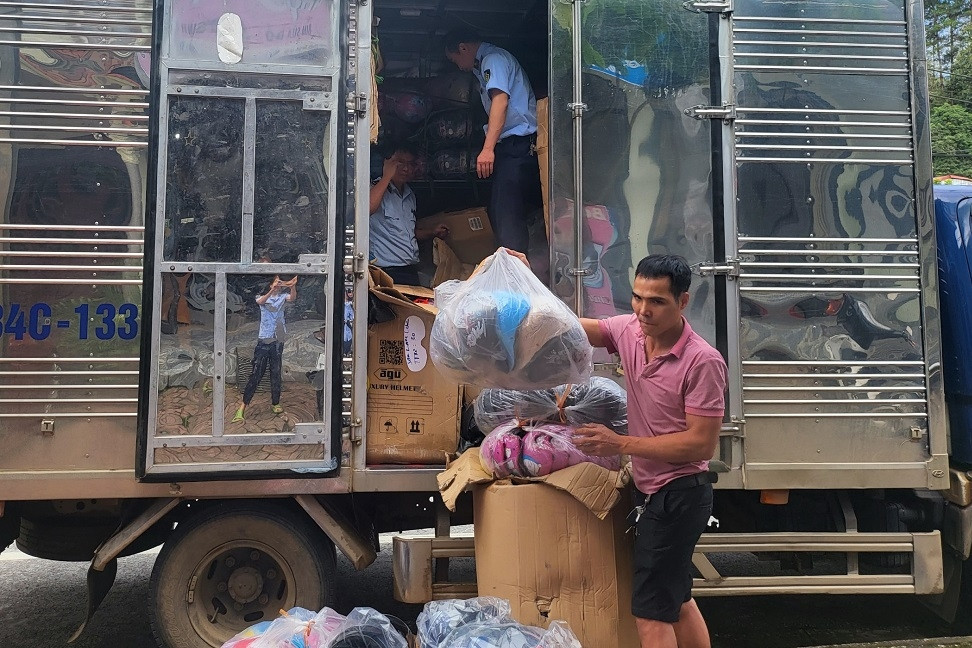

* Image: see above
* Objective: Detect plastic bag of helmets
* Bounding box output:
[417,597,581,648]
[430,249,594,390]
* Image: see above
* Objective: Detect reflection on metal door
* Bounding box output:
[138,0,345,479]
[547,0,718,341]
[727,0,947,489]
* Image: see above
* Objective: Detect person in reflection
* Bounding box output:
[233,274,297,422]
[508,249,727,648]
[369,143,449,285]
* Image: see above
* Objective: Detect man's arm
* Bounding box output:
[369,157,397,214]
[579,317,606,348]
[478,89,508,179]
[573,414,722,463]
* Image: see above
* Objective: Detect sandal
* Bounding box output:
[271,404,284,414]
[232,407,245,422]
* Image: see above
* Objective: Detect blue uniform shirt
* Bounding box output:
[369,181,419,267]
[257,292,288,341]
[474,42,537,140]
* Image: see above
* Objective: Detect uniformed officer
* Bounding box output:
[370,144,448,285]
[444,28,542,254]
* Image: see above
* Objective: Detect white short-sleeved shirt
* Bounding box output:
[473,42,537,140]
[369,181,418,267]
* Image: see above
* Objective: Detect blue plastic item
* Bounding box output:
[935,183,972,464]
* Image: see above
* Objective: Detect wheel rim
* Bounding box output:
[185,540,298,647]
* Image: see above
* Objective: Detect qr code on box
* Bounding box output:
[379,339,404,366]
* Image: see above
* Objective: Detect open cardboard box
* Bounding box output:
[366,267,462,465]
[438,450,639,647]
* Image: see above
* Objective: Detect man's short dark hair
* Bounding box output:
[385,141,417,159]
[443,28,482,53]
[635,254,692,298]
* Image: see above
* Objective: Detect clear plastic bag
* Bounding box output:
[440,622,545,648]
[416,597,513,648]
[480,421,620,478]
[474,377,628,435]
[536,622,583,648]
[430,249,593,389]
[324,607,409,648]
[221,607,405,648]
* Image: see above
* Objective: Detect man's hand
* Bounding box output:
[504,248,531,268]
[433,224,450,239]
[572,423,624,457]
[382,156,399,179]
[477,148,495,179]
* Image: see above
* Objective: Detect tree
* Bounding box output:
[930,102,972,178]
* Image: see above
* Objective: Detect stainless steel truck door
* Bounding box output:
[726,0,948,490]
[138,0,346,480]
[547,0,719,350]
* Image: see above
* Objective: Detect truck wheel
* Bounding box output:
[148,501,336,648]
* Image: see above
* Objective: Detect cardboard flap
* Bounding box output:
[368,265,438,316]
[437,449,623,520]
[437,449,493,511]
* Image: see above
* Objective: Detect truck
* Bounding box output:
[2,0,971,646]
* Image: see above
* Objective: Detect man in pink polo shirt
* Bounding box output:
[573,254,728,648]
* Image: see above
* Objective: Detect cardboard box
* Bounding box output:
[366,270,462,464]
[470,461,639,648]
[420,207,496,266]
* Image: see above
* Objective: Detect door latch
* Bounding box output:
[695,258,741,279]
[684,103,736,123]
[682,0,732,14]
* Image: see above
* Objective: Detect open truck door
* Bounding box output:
[137,0,350,480]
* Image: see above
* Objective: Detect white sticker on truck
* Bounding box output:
[217,13,244,64]
[403,315,427,372]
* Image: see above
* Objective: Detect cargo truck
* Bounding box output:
[2,0,971,647]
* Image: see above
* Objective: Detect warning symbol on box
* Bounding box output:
[406,418,425,435]
[381,417,398,435]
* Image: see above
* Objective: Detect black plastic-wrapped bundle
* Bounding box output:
[474,376,627,435]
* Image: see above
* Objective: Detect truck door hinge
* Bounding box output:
[343,253,366,279]
[684,103,736,123]
[353,93,368,118]
[695,258,741,279]
[682,0,733,15]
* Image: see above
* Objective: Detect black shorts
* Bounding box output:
[631,479,713,623]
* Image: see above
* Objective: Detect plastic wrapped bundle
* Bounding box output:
[480,422,620,478]
[474,377,628,435]
[325,607,408,648]
[416,597,513,648]
[441,622,545,648]
[430,250,594,390]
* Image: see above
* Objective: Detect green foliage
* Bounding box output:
[930,102,972,178]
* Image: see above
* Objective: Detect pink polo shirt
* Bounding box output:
[598,315,727,494]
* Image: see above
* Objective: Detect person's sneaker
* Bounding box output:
[271,404,283,414]
[232,407,245,422]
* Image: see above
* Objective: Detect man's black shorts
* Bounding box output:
[631,479,713,623]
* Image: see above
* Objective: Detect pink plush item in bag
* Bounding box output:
[480,422,525,478]
[480,422,620,478]
[521,424,620,477]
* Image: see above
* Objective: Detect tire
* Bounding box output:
[148,501,337,648]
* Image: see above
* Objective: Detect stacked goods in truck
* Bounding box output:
[429,249,593,389]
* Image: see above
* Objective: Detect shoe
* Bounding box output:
[271,404,283,414]
[232,407,245,422]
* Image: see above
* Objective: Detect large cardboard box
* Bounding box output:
[420,207,496,265]
[438,451,637,648]
[473,472,639,648]
[366,272,462,464]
